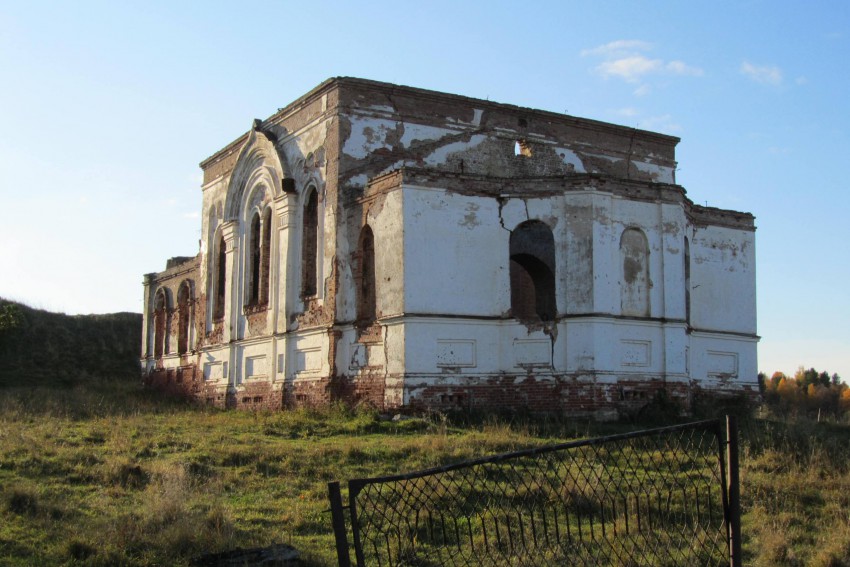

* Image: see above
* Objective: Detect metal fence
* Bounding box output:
[328,417,741,566]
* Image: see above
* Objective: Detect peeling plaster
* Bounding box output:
[422,134,488,167]
[342,116,400,159]
[633,161,675,183]
[555,147,587,173]
[399,123,455,148]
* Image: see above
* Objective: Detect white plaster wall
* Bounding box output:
[403,187,509,316]
[274,336,287,381]
[662,324,689,378]
[500,323,567,372]
[401,318,570,376]
[689,331,759,387]
[368,189,405,317]
[689,225,756,334]
[275,196,296,331]
[199,346,232,387]
[564,319,597,372]
[608,196,666,318]
[402,319,501,375]
[236,340,273,384]
[384,320,405,375]
[660,203,687,320]
[288,330,330,377]
[592,194,618,314]
[587,319,665,375]
[561,194,595,315]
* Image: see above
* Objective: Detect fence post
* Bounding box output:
[328,481,352,567]
[726,415,742,567]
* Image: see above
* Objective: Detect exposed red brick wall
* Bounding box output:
[404,375,758,416]
[228,381,283,411]
[144,365,205,400]
[144,367,757,417]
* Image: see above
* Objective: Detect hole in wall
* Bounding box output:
[514,140,532,157]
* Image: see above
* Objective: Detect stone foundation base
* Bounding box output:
[143,369,758,417]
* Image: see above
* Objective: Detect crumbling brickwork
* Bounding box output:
[141,78,758,416]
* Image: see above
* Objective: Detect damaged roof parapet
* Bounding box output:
[358,166,684,200]
[165,256,196,270]
[199,77,679,173]
[688,204,756,231]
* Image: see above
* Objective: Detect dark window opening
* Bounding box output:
[510,221,556,322]
[214,233,226,320]
[260,208,272,304]
[248,213,261,305]
[153,289,168,359]
[356,225,376,324]
[177,281,192,355]
[301,189,318,297]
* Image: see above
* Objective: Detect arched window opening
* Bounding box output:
[177,281,192,355]
[247,212,261,305]
[259,207,272,305]
[684,237,691,326]
[214,233,226,320]
[356,225,376,324]
[509,221,556,322]
[153,289,168,359]
[301,189,318,297]
[620,228,650,317]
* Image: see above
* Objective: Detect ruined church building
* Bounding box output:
[141,78,757,417]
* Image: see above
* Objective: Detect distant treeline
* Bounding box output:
[0,299,141,387]
[759,368,849,417]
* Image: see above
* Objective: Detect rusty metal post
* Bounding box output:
[726,415,742,567]
[328,481,351,567]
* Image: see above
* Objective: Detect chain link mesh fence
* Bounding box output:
[330,419,737,566]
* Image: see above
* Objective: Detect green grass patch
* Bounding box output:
[0,376,848,565]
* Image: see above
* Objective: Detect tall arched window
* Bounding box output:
[247,212,261,305]
[153,289,168,359]
[177,280,193,355]
[214,233,226,320]
[620,227,650,317]
[510,220,556,322]
[259,207,272,305]
[357,225,376,323]
[301,189,318,297]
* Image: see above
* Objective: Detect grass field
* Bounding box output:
[2,379,849,566]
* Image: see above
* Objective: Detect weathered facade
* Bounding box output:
[141,78,758,417]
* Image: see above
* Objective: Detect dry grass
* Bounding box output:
[1,381,849,565]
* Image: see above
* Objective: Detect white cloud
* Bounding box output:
[182,211,200,219]
[583,40,703,89]
[597,55,661,82]
[740,61,783,86]
[580,40,652,58]
[615,107,639,117]
[633,84,652,97]
[666,60,704,77]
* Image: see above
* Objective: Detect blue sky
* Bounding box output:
[1,1,847,379]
